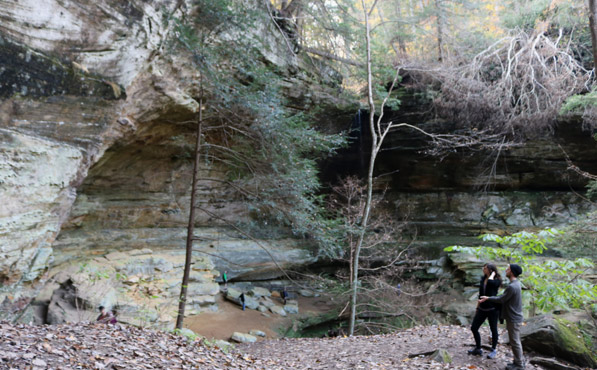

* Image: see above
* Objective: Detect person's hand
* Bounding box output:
[489,272,495,280]
[479,296,488,303]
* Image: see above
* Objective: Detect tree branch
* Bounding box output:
[303,47,364,67]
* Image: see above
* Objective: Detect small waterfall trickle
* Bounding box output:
[351,109,366,175]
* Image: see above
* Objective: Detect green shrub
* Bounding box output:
[445,228,597,313]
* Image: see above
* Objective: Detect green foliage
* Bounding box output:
[171,0,348,257]
[500,0,552,31]
[555,211,597,259]
[588,181,597,200]
[560,90,597,116]
[173,328,200,342]
[445,228,560,261]
[445,228,597,313]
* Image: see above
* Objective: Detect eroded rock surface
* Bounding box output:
[521,313,597,368]
[0,0,327,305]
[0,0,194,288]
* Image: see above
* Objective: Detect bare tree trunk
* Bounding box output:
[589,0,597,69]
[435,0,445,62]
[350,0,378,337]
[392,1,408,57]
[408,0,418,55]
[349,0,443,337]
[175,100,203,331]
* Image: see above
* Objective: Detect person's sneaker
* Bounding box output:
[467,348,483,356]
[487,349,497,359]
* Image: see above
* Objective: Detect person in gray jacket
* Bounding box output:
[479,263,524,370]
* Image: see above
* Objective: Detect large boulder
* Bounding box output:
[443,253,484,286]
[38,249,221,327]
[521,313,597,368]
[442,302,475,326]
[46,280,100,324]
[284,303,299,314]
[430,349,452,364]
[231,332,257,343]
[225,288,259,310]
[250,287,271,298]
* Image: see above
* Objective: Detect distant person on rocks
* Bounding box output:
[239,292,246,311]
[480,264,525,370]
[109,309,118,325]
[468,263,502,359]
[281,287,288,305]
[97,306,113,324]
[222,271,228,290]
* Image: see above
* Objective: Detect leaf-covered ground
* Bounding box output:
[240,325,551,370]
[0,321,574,369]
[0,321,253,370]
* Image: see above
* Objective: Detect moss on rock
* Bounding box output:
[554,318,597,367]
[521,314,597,368]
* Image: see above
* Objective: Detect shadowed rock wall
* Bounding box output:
[322,90,597,257]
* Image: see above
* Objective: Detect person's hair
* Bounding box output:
[99,305,105,311]
[484,263,502,284]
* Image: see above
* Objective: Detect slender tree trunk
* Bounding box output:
[589,0,597,69]
[175,101,203,330]
[435,0,445,62]
[392,1,408,57]
[350,0,378,336]
[408,0,418,56]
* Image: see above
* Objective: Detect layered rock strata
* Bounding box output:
[0,0,332,324]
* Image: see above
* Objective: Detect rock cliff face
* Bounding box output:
[323,91,597,257]
[0,0,331,323]
[1,0,595,327]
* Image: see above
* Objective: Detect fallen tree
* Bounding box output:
[407,29,593,139]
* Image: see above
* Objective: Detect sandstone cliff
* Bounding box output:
[0,0,342,325]
[1,0,595,328]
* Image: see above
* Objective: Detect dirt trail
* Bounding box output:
[239,325,549,370]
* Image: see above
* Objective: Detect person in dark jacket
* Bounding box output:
[480,263,525,370]
[468,263,502,359]
[239,292,246,311]
[281,287,288,305]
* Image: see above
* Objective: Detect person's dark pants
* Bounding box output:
[471,308,499,349]
[506,320,524,367]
